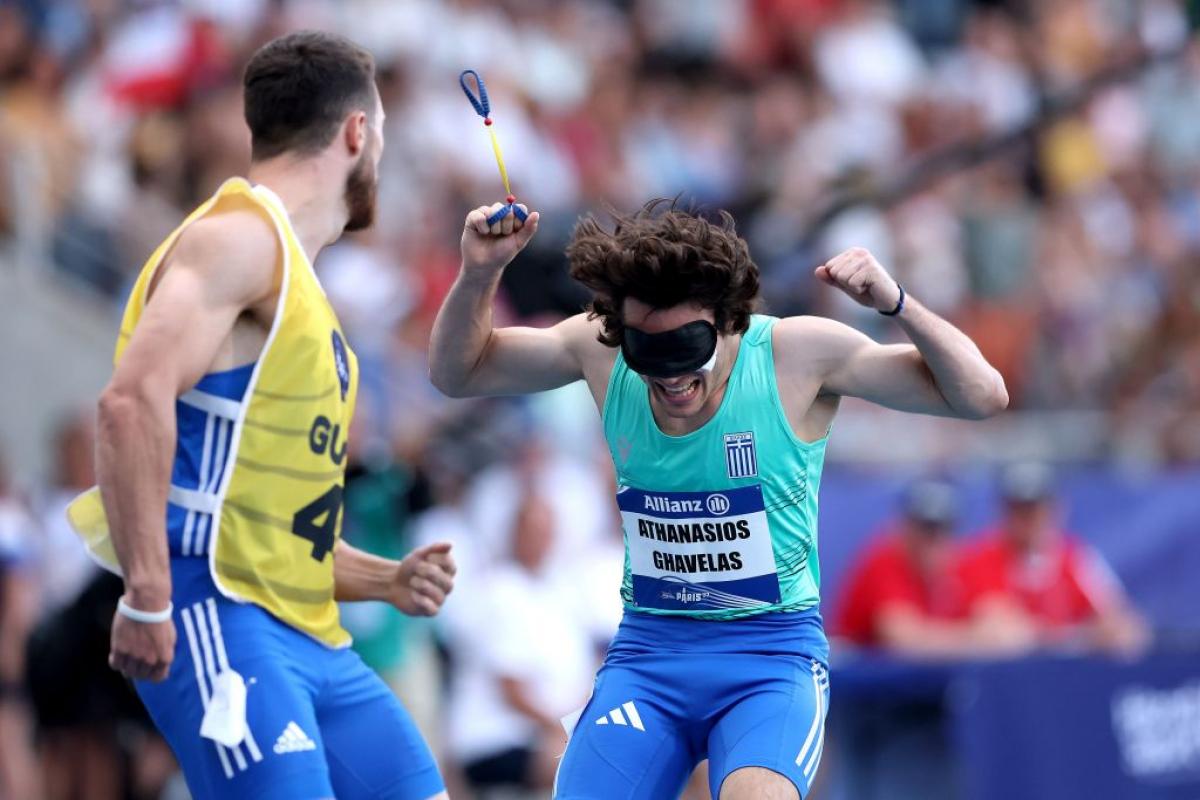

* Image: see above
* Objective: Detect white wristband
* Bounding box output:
[117,596,173,624]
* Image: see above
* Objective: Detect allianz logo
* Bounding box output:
[643,493,731,515]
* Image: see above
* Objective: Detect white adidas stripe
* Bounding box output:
[175,403,242,557]
[181,415,215,556]
[805,731,825,783]
[622,702,644,731]
[168,485,221,515]
[180,607,235,779]
[181,507,197,558]
[183,412,214,556]
[594,701,645,732]
[192,422,215,556]
[180,389,242,421]
[796,661,829,786]
[195,418,230,556]
[807,664,829,781]
[795,663,824,769]
[192,515,209,559]
[206,419,229,494]
[193,604,248,772]
[205,599,262,762]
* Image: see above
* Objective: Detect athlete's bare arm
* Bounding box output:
[332,540,456,617]
[98,209,279,681]
[429,203,614,405]
[776,247,1008,431]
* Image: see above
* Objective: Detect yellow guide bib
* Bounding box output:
[68,177,359,647]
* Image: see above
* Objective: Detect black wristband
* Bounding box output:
[879,283,905,317]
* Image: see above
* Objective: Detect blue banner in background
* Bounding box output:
[953,652,1200,800]
[816,467,1200,635]
[831,651,1200,800]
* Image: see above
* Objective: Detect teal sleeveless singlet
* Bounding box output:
[602,314,828,620]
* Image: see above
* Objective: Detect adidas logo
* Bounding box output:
[594,701,645,731]
[273,721,316,754]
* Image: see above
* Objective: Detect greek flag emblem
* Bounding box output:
[724,432,758,478]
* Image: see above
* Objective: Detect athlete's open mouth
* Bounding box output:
[654,378,701,406]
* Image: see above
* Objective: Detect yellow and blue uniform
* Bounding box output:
[555,316,831,799]
[67,178,443,800]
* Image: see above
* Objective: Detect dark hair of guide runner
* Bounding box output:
[243,30,376,161]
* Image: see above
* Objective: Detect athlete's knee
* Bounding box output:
[718,766,799,800]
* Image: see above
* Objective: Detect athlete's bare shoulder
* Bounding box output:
[112,204,285,397]
[559,311,619,406]
[768,314,866,440]
[560,312,611,354]
[152,203,280,309]
[772,314,866,383]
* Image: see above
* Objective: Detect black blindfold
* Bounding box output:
[621,321,718,378]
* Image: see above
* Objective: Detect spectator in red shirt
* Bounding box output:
[835,480,1034,659]
[957,463,1150,654]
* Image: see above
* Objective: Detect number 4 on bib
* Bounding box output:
[291,485,343,562]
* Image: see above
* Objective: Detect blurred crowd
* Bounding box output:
[1,0,1197,798]
[3,0,1200,464]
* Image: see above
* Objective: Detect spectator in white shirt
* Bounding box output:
[447,485,597,793]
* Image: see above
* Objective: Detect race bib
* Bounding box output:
[618,484,780,612]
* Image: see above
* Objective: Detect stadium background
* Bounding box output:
[1,0,1199,798]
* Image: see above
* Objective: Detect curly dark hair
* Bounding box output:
[566,200,761,347]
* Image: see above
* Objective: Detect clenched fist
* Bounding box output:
[815,248,902,313]
[461,202,540,278]
[389,542,457,617]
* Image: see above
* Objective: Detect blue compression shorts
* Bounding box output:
[134,560,443,800]
[555,608,830,799]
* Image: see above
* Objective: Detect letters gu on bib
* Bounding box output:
[603,315,829,620]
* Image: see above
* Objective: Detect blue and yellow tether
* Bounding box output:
[459,69,528,226]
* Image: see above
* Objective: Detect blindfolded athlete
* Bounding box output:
[429,199,1007,800]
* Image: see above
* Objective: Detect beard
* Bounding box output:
[343,153,377,232]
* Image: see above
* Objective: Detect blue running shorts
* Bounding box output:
[555,609,830,799]
[134,560,444,800]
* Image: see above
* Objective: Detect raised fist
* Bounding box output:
[460,202,540,277]
[815,247,902,313]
